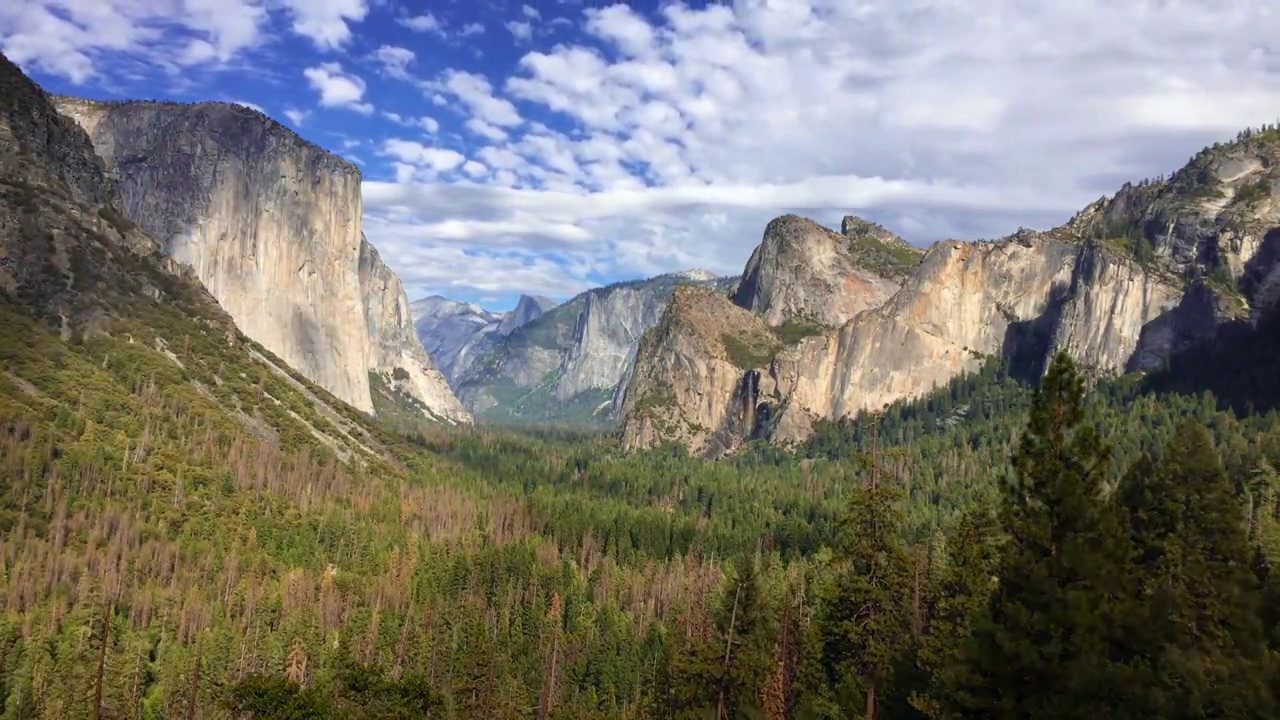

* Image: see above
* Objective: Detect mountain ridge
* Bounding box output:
[49,93,470,424]
[620,128,1280,455]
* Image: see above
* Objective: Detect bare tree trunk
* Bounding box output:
[185,644,202,720]
[93,603,110,720]
[865,682,876,720]
[717,582,743,720]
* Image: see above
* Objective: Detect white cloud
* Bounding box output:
[418,116,440,133]
[521,5,541,20]
[281,0,367,49]
[399,13,444,35]
[0,0,267,82]
[359,0,1280,301]
[459,22,484,37]
[465,117,508,141]
[374,44,415,79]
[283,107,310,126]
[505,21,533,43]
[304,62,374,114]
[430,70,523,127]
[382,139,466,175]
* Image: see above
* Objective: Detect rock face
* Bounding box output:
[496,294,556,336]
[0,51,179,326]
[617,286,780,456]
[621,132,1280,454]
[733,214,922,327]
[359,239,470,423]
[411,296,504,379]
[421,270,737,423]
[51,95,468,422]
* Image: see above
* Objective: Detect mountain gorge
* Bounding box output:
[416,270,736,425]
[620,131,1280,455]
[50,95,469,424]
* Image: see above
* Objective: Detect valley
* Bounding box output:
[2,29,1280,720]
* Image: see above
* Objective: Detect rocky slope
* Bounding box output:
[621,136,1280,454]
[359,239,470,422]
[50,95,468,423]
[733,214,922,327]
[1,50,388,462]
[411,295,504,379]
[428,270,737,424]
[617,286,780,456]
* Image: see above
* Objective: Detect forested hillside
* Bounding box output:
[3,41,1280,720]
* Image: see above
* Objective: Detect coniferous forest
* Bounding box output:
[3,268,1280,720]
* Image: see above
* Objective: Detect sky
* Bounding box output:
[4,0,1280,311]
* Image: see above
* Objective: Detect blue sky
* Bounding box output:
[5,0,1280,312]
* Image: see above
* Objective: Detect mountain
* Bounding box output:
[733,214,922,328]
[418,271,738,424]
[496,293,557,336]
[621,132,1280,455]
[410,295,504,378]
[412,292,555,384]
[0,51,397,464]
[49,95,470,424]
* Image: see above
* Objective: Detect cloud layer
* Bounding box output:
[361,0,1280,303]
[7,0,1280,307]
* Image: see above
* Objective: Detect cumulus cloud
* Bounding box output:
[429,70,523,128]
[283,107,310,126]
[361,0,1280,302]
[0,0,266,82]
[399,13,444,35]
[505,21,533,43]
[281,0,367,50]
[373,45,415,79]
[304,62,374,114]
[382,139,466,174]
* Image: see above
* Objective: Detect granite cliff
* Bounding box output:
[733,214,922,327]
[622,131,1280,454]
[419,270,737,424]
[50,95,468,423]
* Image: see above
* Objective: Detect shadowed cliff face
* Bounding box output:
[51,96,468,422]
[620,140,1280,453]
[358,238,471,423]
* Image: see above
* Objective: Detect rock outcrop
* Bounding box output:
[51,95,468,421]
[733,214,922,327]
[621,131,1280,454]
[411,295,504,379]
[0,51,180,326]
[425,271,737,423]
[359,239,470,423]
[496,294,556,336]
[617,286,780,456]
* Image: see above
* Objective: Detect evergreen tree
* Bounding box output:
[909,509,999,718]
[1120,420,1276,717]
[953,353,1136,719]
[669,558,774,719]
[818,429,911,720]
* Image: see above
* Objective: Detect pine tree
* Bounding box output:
[1120,420,1276,717]
[818,419,911,720]
[909,509,999,718]
[953,353,1136,718]
[669,558,774,719]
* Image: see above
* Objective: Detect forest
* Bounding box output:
[2,280,1279,718]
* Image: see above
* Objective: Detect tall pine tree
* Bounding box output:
[818,420,911,720]
[1120,420,1276,718]
[953,352,1137,719]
